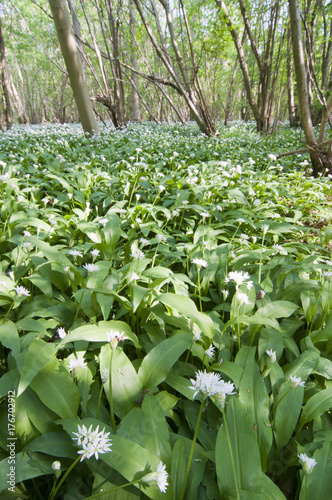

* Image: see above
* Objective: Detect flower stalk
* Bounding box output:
[179,399,205,500]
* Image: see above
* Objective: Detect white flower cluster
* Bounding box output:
[72,424,112,461]
[130,249,145,260]
[14,285,30,297]
[192,258,208,269]
[189,370,236,406]
[106,329,127,350]
[225,270,253,290]
[290,375,306,388]
[298,453,317,475]
[142,461,169,493]
[83,263,100,273]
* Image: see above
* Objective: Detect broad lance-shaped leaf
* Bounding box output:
[16,386,59,435]
[299,440,332,500]
[27,236,72,266]
[15,339,57,396]
[238,349,273,471]
[0,320,20,357]
[138,334,192,390]
[30,357,80,419]
[60,417,173,500]
[140,395,172,460]
[171,439,186,500]
[0,452,55,493]
[298,387,332,430]
[274,384,304,453]
[100,344,142,419]
[118,395,171,461]
[255,300,298,319]
[284,348,320,380]
[23,431,76,458]
[57,320,140,348]
[76,359,95,414]
[158,293,215,338]
[216,396,263,495]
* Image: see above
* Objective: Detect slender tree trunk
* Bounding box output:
[67,0,87,80]
[48,0,99,134]
[133,0,216,136]
[129,0,140,121]
[215,0,260,127]
[288,0,331,175]
[287,28,297,127]
[0,18,12,129]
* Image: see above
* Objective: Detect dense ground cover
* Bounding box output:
[0,121,331,500]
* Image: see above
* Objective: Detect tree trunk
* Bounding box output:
[133,0,216,136]
[288,0,331,175]
[287,28,297,127]
[129,0,140,121]
[48,0,99,134]
[0,18,12,129]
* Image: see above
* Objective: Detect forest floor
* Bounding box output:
[0,121,331,500]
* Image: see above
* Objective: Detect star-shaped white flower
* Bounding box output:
[290,375,306,388]
[14,285,30,297]
[142,461,169,493]
[192,258,208,269]
[265,349,276,363]
[83,263,100,273]
[67,358,88,372]
[298,453,317,475]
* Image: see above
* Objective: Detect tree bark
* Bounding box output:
[288,0,331,175]
[48,0,99,134]
[133,0,216,136]
[129,0,140,121]
[0,18,12,129]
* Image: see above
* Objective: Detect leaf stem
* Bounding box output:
[84,479,141,499]
[224,411,240,500]
[303,473,308,500]
[179,399,205,500]
[48,456,81,500]
[109,348,116,431]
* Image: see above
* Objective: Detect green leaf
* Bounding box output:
[0,368,19,398]
[211,361,243,387]
[0,452,55,494]
[227,188,249,206]
[165,373,197,400]
[76,359,94,414]
[28,274,53,299]
[312,357,332,379]
[100,345,142,419]
[138,334,192,390]
[280,280,319,302]
[16,387,59,434]
[274,385,304,453]
[299,441,332,500]
[299,388,332,429]
[131,283,149,313]
[255,301,298,319]
[158,293,215,338]
[284,349,320,379]
[58,320,140,348]
[16,339,56,396]
[30,358,80,419]
[140,395,172,460]
[239,357,273,470]
[0,321,20,357]
[28,236,72,266]
[23,431,76,458]
[216,397,263,495]
[171,439,186,500]
[61,418,173,500]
